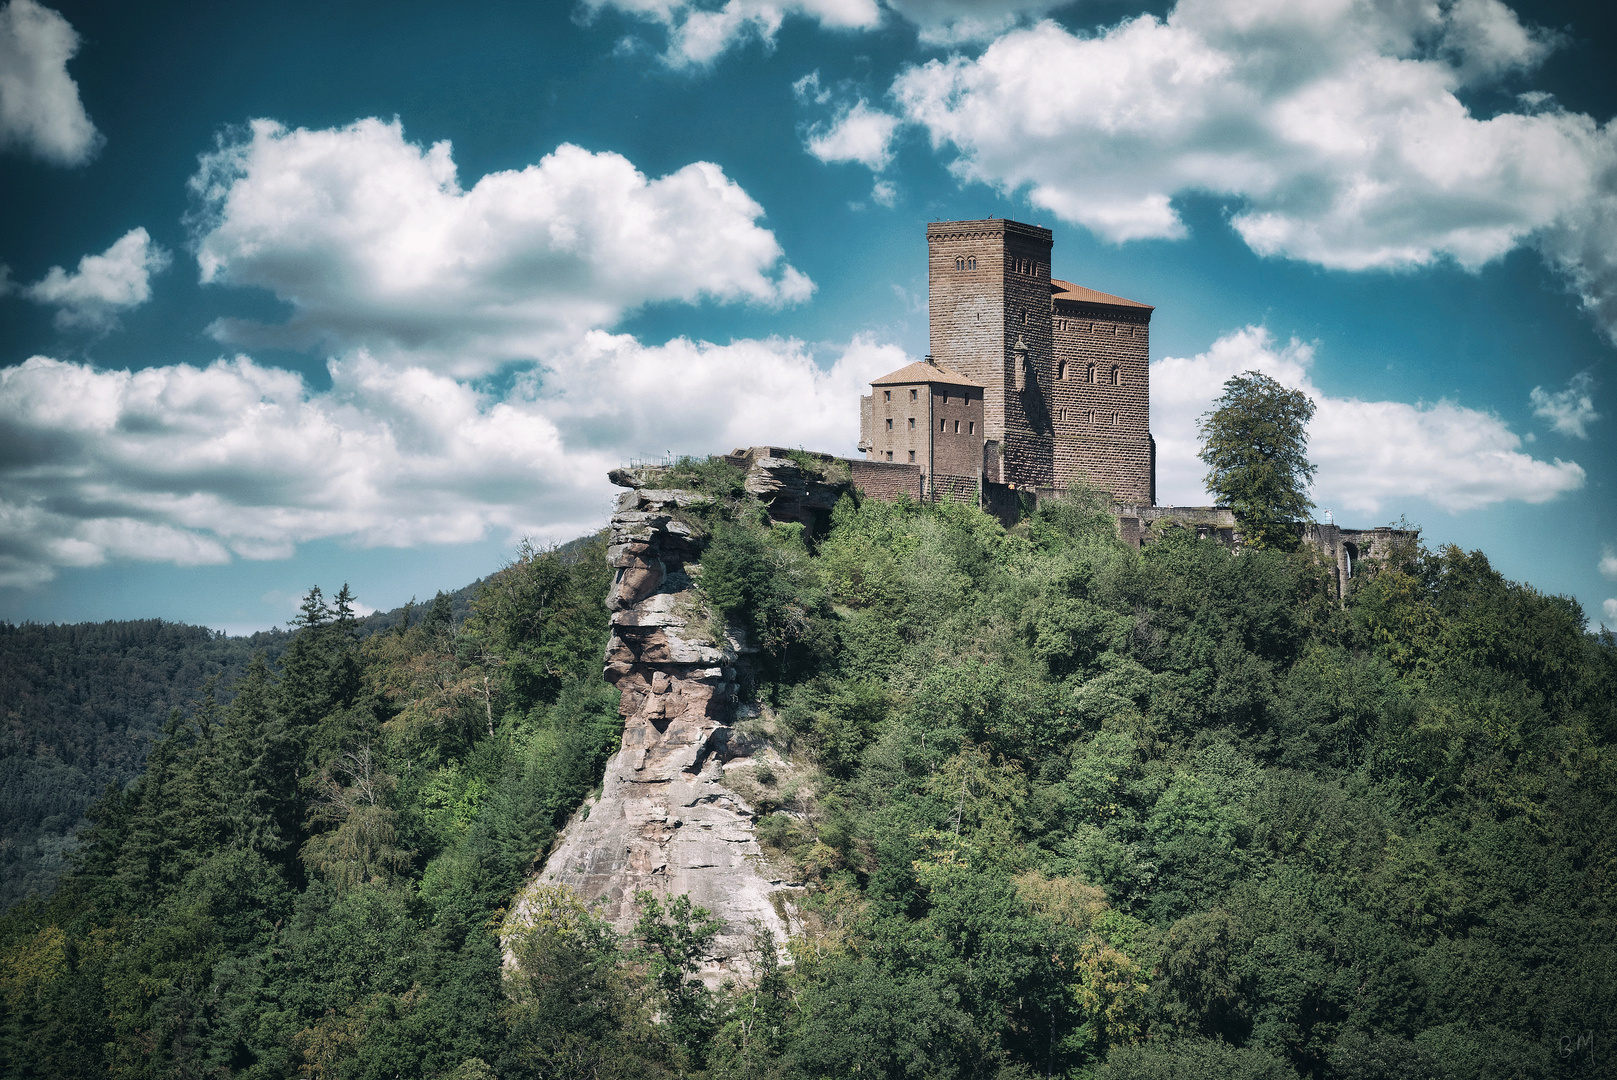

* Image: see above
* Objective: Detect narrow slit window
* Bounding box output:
[908,450,915,463]
[909,388,918,401]
[908,417,915,430]
[968,421,975,434]
[940,418,946,432]
[1111,366,1120,386]
[1086,364,1095,383]
[1058,360,1067,380]
[1085,410,1094,425]
[885,418,893,431]
[953,420,960,433]
[883,390,891,402]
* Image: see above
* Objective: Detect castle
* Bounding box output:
[722,217,1410,598]
[859,218,1154,502]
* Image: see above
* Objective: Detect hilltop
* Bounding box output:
[2,459,1613,1079]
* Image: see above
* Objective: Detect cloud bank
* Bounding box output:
[582,0,1079,63]
[0,336,901,587]
[190,119,813,376]
[18,228,170,330]
[582,0,880,66]
[0,0,99,165]
[868,0,1617,344]
[1151,326,1586,516]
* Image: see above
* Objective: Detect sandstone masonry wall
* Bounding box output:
[1052,306,1152,503]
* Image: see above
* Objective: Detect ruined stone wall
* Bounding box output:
[848,459,924,501]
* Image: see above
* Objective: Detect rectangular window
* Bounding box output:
[909,388,918,401]
[940,418,946,432]
[885,418,893,431]
[883,390,891,402]
[968,421,975,434]
[941,392,948,404]
[1110,412,1118,425]
[908,450,916,463]
[953,420,959,433]
[908,417,915,430]
[1085,410,1094,425]
[885,450,893,461]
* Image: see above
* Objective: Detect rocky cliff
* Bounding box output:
[507,452,846,981]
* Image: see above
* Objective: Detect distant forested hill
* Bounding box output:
[0,620,289,908]
[0,578,489,911]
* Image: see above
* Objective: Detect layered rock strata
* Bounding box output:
[513,475,797,981]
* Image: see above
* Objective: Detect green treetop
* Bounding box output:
[1197,370,1317,550]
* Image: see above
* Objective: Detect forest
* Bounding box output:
[1,457,1614,1079]
[0,583,485,912]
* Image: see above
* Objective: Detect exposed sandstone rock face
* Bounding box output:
[509,454,855,980]
[510,481,792,982]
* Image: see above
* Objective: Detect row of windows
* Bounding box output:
[882,450,917,463]
[1057,319,1145,336]
[883,388,976,405]
[885,417,978,435]
[1055,361,1122,385]
[1058,408,1121,425]
[949,255,1044,275]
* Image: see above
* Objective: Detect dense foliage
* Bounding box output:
[4,483,1614,1079]
[1198,371,1317,550]
[0,544,618,1079]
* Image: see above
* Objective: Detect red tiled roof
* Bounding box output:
[870,359,985,387]
[1050,278,1153,310]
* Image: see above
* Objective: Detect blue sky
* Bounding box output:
[0,0,1612,634]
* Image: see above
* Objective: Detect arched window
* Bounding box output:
[954,256,965,270]
[1110,366,1120,386]
[1058,360,1067,380]
[1086,364,1095,383]
[967,256,976,269]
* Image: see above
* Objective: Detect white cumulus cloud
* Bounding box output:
[188,119,813,376]
[884,0,1078,44]
[1529,371,1600,438]
[1151,325,1586,516]
[0,336,902,586]
[888,0,1617,342]
[806,99,901,171]
[19,228,170,330]
[0,0,99,165]
[1604,598,1617,628]
[1600,545,1617,581]
[581,0,879,67]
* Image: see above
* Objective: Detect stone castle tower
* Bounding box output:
[861,218,1156,504]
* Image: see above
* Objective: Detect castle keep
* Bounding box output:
[860,218,1155,503]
